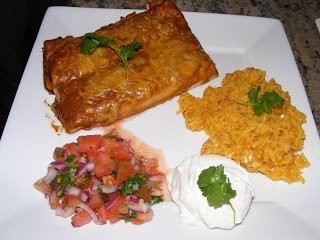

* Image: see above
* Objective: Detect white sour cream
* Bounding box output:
[166,155,254,229]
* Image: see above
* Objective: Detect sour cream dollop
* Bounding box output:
[166,155,254,229]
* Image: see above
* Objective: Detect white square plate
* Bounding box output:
[316,18,320,34]
[0,7,320,240]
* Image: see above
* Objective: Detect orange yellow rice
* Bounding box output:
[178,68,310,183]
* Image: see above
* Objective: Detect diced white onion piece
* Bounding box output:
[86,163,94,172]
[91,176,102,186]
[80,190,90,202]
[79,156,88,164]
[63,207,75,218]
[49,161,67,172]
[64,185,81,196]
[44,168,58,185]
[55,207,65,217]
[128,199,150,213]
[100,185,117,194]
[49,191,57,206]
[105,195,119,210]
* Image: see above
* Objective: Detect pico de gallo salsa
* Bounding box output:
[34,133,165,227]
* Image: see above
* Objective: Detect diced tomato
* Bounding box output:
[136,210,154,223]
[64,143,79,158]
[97,193,119,224]
[36,133,163,227]
[101,137,133,161]
[105,195,126,224]
[34,179,52,195]
[116,161,136,184]
[89,189,105,209]
[97,205,108,224]
[49,191,60,209]
[90,151,116,178]
[93,163,112,179]
[66,195,82,209]
[93,151,113,165]
[131,218,144,225]
[78,135,102,154]
[142,158,162,175]
[108,215,122,224]
[71,210,92,227]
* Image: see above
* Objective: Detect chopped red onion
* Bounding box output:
[127,199,150,213]
[91,176,102,186]
[100,185,117,194]
[121,213,130,219]
[53,183,61,192]
[124,140,135,154]
[130,155,140,171]
[126,195,139,204]
[44,168,58,185]
[49,161,67,172]
[77,203,102,224]
[105,194,120,211]
[75,164,87,176]
[49,191,57,206]
[80,190,91,202]
[64,184,81,196]
[86,163,94,172]
[79,156,88,164]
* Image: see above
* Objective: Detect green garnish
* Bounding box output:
[97,187,109,202]
[51,154,79,197]
[147,196,163,205]
[120,173,148,195]
[117,210,137,222]
[80,33,142,79]
[65,154,75,164]
[118,41,142,73]
[80,33,115,54]
[197,165,237,223]
[129,210,137,219]
[236,85,285,115]
[56,172,72,197]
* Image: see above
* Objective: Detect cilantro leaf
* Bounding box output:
[197,165,237,222]
[80,33,142,79]
[80,33,115,54]
[262,91,285,107]
[120,173,148,195]
[147,196,163,205]
[248,86,260,103]
[54,154,79,197]
[118,41,142,71]
[236,85,284,116]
